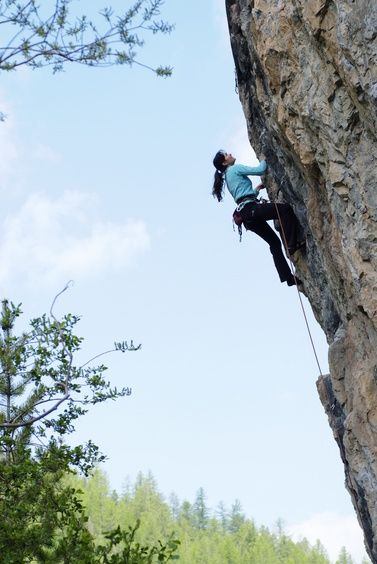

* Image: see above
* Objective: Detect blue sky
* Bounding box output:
[0,1,369,562]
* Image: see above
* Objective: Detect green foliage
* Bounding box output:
[192,487,210,531]
[74,470,358,564]
[0,298,133,469]
[0,447,110,562]
[0,296,146,561]
[336,546,356,563]
[118,471,176,548]
[227,499,245,535]
[0,0,174,76]
[94,521,180,563]
[0,297,360,564]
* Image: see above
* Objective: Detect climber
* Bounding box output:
[212,150,305,287]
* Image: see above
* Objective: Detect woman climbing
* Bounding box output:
[212,150,305,287]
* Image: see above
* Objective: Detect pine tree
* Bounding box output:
[228,499,246,535]
[216,500,229,532]
[0,296,138,560]
[336,546,355,564]
[192,487,210,531]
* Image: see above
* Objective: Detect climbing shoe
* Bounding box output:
[287,275,302,287]
[287,241,306,255]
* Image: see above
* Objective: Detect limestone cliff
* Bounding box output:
[225,0,377,560]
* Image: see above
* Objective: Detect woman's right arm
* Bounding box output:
[237,160,267,176]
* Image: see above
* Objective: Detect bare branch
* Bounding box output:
[1,394,69,429]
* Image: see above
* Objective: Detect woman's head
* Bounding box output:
[213,151,236,173]
[212,150,236,202]
[213,150,227,174]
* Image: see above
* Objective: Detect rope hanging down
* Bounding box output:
[274,199,375,562]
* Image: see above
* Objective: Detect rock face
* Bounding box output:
[225,0,377,560]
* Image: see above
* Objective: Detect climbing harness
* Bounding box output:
[232,196,259,242]
[232,209,243,241]
[274,197,375,562]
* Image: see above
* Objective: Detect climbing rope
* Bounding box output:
[274,201,322,369]
[274,198,375,563]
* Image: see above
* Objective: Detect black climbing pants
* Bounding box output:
[240,202,297,283]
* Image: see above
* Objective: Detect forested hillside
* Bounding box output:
[71,469,363,564]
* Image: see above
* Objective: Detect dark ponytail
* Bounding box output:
[212,151,227,202]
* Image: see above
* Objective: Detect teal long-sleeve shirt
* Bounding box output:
[225,160,267,203]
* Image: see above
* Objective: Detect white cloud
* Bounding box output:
[288,511,369,563]
[0,191,150,288]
